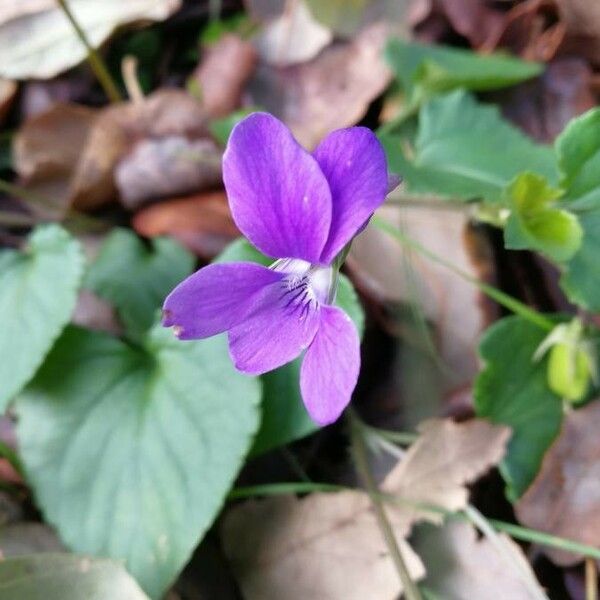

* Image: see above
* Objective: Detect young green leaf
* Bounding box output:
[215,237,365,455]
[386,39,542,100]
[504,172,582,262]
[16,325,261,599]
[555,108,600,310]
[380,91,558,203]
[474,316,563,501]
[84,228,195,341]
[0,554,149,600]
[0,224,83,412]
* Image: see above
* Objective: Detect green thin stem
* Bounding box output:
[349,411,423,600]
[55,0,122,103]
[229,480,600,561]
[372,215,555,331]
[228,482,345,499]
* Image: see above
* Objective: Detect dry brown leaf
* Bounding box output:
[13,103,98,217]
[254,0,332,67]
[246,23,391,149]
[410,0,505,48]
[497,58,595,144]
[413,521,547,600]
[515,400,600,566]
[115,136,221,209]
[555,0,600,65]
[14,90,218,212]
[382,418,511,526]
[0,0,181,79]
[132,191,239,259]
[73,89,215,210]
[349,205,497,389]
[192,34,258,118]
[221,491,425,600]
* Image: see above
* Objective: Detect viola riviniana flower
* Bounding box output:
[163,113,396,425]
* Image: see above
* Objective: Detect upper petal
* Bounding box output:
[223,113,332,263]
[300,305,360,425]
[228,276,321,375]
[313,127,389,264]
[162,262,283,339]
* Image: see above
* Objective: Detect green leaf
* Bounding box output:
[209,108,258,146]
[474,316,563,501]
[0,553,149,600]
[215,238,365,455]
[504,172,582,261]
[0,224,83,412]
[554,108,600,310]
[385,39,542,100]
[380,91,558,203]
[84,229,195,341]
[16,325,261,598]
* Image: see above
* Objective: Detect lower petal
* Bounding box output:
[300,305,360,425]
[228,280,320,375]
[162,262,282,339]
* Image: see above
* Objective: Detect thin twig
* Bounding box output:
[55,0,122,103]
[121,56,144,103]
[348,411,423,600]
[586,558,598,600]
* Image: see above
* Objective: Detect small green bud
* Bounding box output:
[547,342,592,403]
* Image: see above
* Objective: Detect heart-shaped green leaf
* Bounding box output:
[85,228,194,341]
[16,325,261,598]
[380,91,558,203]
[474,316,563,500]
[0,224,83,411]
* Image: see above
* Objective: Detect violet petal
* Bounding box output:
[228,278,320,374]
[162,262,282,339]
[223,112,332,263]
[313,126,388,264]
[300,305,360,425]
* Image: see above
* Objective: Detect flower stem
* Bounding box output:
[371,215,555,331]
[55,0,122,103]
[348,410,423,600]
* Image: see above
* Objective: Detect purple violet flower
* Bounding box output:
[162,113,395,425]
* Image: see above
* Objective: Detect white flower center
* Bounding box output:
[270,258,336,306]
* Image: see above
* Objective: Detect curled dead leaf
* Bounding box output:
[115,136,222,209]
[253,0,332,67]
[0,0,182,79]
[221,491,425,600]
[247,23,391,149]
[413,521,547,600]
[382,417,511,527]
[14,90,219,213]
[515,400,600,566]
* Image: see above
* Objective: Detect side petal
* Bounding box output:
[228,279,320,375]
[162,262,283,339]
[313,127,388,264]
[223,112,332,263]
[300,305,360,425]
